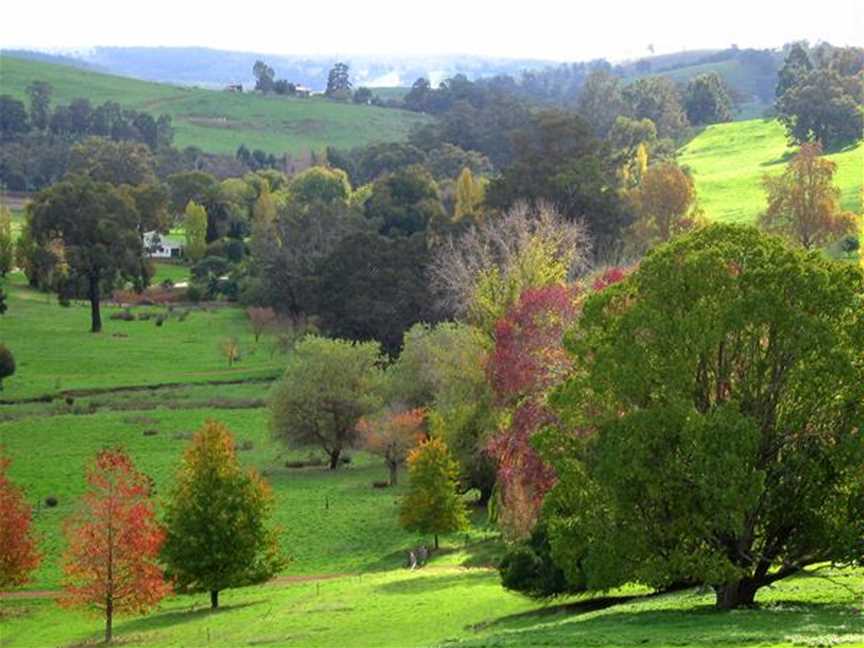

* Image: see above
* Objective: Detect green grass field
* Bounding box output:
[0,273,279,400]
[0,56,430,155]
[679,118,863,224]
[2,564,861,647]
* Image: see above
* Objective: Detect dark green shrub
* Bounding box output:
[0,344,15,390]
[499,524,583,599]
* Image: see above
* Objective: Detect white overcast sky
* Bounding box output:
[1,0,862,62]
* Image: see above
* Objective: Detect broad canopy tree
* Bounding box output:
[29,175,146,332]
[542,224,864,609]
[270,336,383,469]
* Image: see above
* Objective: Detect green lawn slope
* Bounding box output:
[679,119,863,224]
[0,56,430,155]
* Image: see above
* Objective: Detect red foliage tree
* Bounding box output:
[62,449,170,643]
[486,284,581,538]
[590,266,630,292]
[0,453,41,588]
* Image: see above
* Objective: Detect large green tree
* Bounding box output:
[683,73,733,125]
[29,176,144,332]
[776,68,864,148]
[162,420,283,609]
[364,166,445,238]
[543,224,864,609]
[270,336,383,469]
[314,230,437,353]
[485,110,625,246]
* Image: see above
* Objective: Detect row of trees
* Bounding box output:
[0,83,174,149]
[0,421,283,642]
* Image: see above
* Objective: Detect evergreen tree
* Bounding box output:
[326,62,352,98]
[162,420,284,609]
[399,437,468,549]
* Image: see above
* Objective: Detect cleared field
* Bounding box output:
[0,56,430,155]
[679,118,863,224]
[0,272,280,400]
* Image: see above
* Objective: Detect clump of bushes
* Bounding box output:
[110,309,135,321]
[44,496,59,508]
[143,429,159,436]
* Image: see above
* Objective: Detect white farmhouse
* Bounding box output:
[143,231,184,259]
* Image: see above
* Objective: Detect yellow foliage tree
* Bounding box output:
[399,437,468,549]
[759,142,857,250]
[625,161,705,254]
[453,167,486,222]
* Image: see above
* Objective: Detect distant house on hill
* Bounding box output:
[294,85,312,97]
[225,83,243,93]
[143,231,184,259]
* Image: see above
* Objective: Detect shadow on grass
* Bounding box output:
[761,140,860,168]
[362,534,505,574]
[376,571,493,595]
[475,598,864,646]
[118,599,267,633]
[760,149,796,167]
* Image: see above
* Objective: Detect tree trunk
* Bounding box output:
[89,274,102,333]
[388,461,398,486]
[328,449,341,470]
[210,589,219,609]
[715,579,759,609]
[434,534,439,550]
[105,597,113,643]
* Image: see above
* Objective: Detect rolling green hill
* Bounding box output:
[0,56,430,155]
[679,118,863,224]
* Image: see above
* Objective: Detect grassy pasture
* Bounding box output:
[1,407,493,591]
[0,272,279,400]
[0,56,430,156]
[679,118,863,224]
[1,564,861,647]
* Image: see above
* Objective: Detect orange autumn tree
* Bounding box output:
[358,407,426,486]
[62,448,170,644]
[0,452,41,588]
[759,142,857,250]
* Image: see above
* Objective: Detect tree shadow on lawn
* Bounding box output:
[479,599,864,646]
[118,599,267,633]
[375,571,494,595]
[362,536,505,574]
[761,140,860,167]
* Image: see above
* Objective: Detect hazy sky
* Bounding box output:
[2,0,862,62]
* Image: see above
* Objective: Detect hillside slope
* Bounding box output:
[0,56,430,155]
[679,119,863,224]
